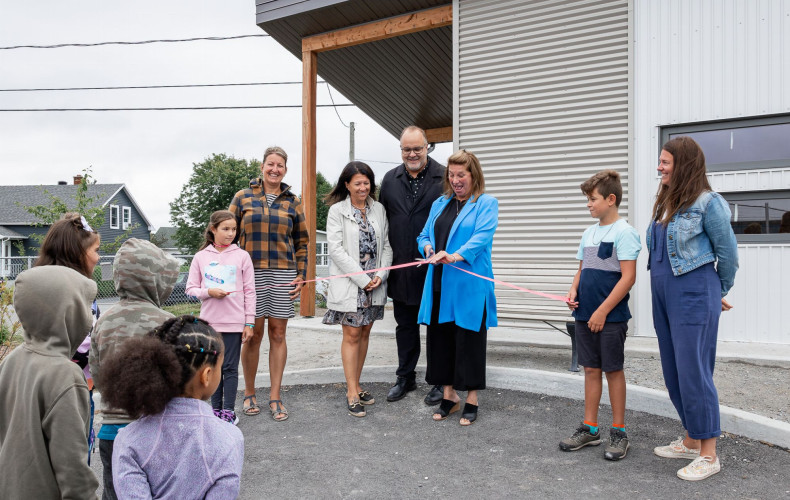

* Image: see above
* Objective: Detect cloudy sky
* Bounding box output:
[0,0,452,229]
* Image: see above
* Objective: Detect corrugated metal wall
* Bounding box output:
[633,0,790,343]
[455,0,631,328]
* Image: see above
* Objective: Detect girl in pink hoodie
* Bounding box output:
[186,210,256,424]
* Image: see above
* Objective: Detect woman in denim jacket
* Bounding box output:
[648,136,738,481]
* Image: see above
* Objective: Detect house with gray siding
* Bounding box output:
[0,175,153,265]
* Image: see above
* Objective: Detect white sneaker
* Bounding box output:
[677,455,721,481]
[653,437,701,459]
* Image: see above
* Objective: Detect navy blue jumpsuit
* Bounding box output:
[649,221,722,440]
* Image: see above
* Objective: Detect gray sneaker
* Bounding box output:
[604,428,629,461]
[559,424,602,451]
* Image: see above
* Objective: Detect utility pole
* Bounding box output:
[349,121,355,162]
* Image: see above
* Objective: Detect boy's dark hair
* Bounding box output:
[200,210,235,251]
[100,315,223,419]
[35,212,100,278]
[580,170,623,207]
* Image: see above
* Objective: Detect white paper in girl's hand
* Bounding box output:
[203,262,237,293]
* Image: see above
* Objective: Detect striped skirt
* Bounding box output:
[254,268,297,319]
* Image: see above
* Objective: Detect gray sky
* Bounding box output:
[0,0,452,229]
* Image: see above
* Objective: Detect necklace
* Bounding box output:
[591,221,616,245]
[456,198,467,215]
[351,201,367,211]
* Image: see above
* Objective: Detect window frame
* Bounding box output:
[661,114,790,173]
[110,205,119,229]
[122,206,131,230]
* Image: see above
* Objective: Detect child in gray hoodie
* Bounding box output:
[90,238,179,500]
[0,266,100,499]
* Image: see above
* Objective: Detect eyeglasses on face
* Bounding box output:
[400,146,426,154]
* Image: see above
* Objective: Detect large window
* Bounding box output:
[662,116,790,243]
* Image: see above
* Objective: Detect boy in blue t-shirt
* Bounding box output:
[560,170,641,461]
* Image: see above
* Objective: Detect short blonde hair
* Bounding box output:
[443,149,485,200]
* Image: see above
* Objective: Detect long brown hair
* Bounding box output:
[35,212,100,278]
[651,136,712,224]
[199,210,236,250]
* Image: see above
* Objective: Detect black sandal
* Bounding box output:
[460,403,478,426]
[432,399,460,421]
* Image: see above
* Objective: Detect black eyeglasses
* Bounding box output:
[400,146,426,154]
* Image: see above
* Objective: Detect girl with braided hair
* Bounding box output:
[102,315,244,499]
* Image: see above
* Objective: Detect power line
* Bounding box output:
[325,85,349,128]
[0,34,270,50]
[0,81,328,92]
[0,104,356,112]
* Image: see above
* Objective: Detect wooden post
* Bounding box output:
[300,50,317,316]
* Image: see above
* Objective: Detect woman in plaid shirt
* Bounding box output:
[229,146,309,421]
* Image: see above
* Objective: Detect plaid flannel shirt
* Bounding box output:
[229,179,309,279]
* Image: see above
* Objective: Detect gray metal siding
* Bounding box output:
[457,0,630,328]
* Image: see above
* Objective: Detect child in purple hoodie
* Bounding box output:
[103,316,244,499]
[186,210,256,424]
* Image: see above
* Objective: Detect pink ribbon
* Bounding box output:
[243,260,570,303]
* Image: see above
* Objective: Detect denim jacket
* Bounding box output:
[646,191,738,297]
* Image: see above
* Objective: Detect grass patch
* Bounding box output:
[163,303,201,317]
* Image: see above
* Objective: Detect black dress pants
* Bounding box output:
[393,300,421,379]
[425,292,487,390]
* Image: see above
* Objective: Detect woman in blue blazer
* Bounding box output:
[417,149,498,426]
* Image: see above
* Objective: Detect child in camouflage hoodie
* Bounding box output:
[90,238,180,500]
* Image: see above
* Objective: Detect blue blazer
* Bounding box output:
[416,193,498,331]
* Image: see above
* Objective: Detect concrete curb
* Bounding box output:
[247,364,790,449]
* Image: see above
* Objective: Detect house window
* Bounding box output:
[662,115,790,243]
[110,205,119,229]
[122,206,131,230]
[316,242,328,266]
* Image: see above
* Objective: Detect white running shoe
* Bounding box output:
[677,455,721,481]
[653,437,701,459]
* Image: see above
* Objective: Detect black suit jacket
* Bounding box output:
[379,156,445,305]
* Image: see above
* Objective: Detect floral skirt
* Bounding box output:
[322,306,384,327]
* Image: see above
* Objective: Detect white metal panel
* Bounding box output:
[717,245,790,344]
[633,0,790,343]
[457,0,631,326]
[708,168,790,193]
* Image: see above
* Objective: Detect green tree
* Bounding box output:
[316,172,332,231]
[20,167,135,254]
[169,154,260,253]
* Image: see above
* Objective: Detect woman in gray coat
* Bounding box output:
[323,162,393,417]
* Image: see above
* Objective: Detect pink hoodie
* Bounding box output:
[186,244,256,332]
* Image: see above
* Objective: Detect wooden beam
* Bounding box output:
[300,50,317,317]
[425,126,452,143]
[302,5,452,53]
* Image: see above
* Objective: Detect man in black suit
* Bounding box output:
[379,126,445,405]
